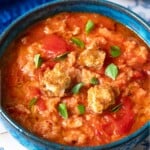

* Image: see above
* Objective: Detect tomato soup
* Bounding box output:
[1,12,150,146]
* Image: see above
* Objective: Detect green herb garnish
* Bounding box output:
[54,52,70,61]
[85,20,95,34]
[71,37,84,48]
[77,104,85,115]
[110,46,121,57]
[105,63,118,80]
[29,98,38,109]
[111,103,122,112]
[34,54,43,68]
[58,103,68,119]
[71,82,84,94]
[90,77,99,85]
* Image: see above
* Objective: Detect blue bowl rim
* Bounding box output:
[0,0,150,149]
[0,0,150,43]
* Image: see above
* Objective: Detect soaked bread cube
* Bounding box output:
[78,49,106,69]
[88,84,115,113]
[42,64,71,97]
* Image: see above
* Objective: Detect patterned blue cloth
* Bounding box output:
[127,0,150,24]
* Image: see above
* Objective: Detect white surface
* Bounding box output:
[0,119,26,150]
[0,132,26,150]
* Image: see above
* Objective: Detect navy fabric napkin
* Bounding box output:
[0,0,55,34]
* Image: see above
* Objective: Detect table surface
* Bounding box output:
[0,0,150,150]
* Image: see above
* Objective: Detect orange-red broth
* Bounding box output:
[1,12,150,146]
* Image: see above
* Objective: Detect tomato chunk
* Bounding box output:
[116,113,134,134]
[42,34,72,58]
[40,60,56,72]
[114,98,135,135]
[26,87,41,100]
[36,99,47,111]
[95,97,135,139]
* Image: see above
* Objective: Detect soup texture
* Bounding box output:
[1,12,150,146]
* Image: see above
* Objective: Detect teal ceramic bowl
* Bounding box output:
[0,0,149,150]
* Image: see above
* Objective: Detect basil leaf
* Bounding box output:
[85,20,95,34]
[34,54,43,68]
[77,104,85,115]
[110,46,121,57]
[58,103,68,119]
[29,98,38,108]
[105,63,118,80]
[111,103,122,112]
[71,37,84,48]
[54,52,70,61]
[90,77,99,85]
[71,82,84,94]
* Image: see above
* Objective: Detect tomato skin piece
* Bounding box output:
[31,88,41,97]
[26,87,41,100]
[94,97,135,141]
[36,99,47,111]
[114,98,135,135]
[115,112,134,135]
[42,34,72,58]
[133,71,143,79]
[40,60,56,71]
[26,87,47,111]
[102,123,114,136]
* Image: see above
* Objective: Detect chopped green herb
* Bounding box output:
[54,52,70,61]
[58,103,68,119]
[71,37,84,48]
[34,54,43,68]
[111,103,122,112]
[110,46,121,57]
[71,82,84,94]
[90,77,99,85]
[105,63,118,80]
[77,104,85,115]
[85,20,95,34]
[29,98,38,108]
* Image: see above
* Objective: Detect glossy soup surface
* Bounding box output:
[1,12,150,146]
